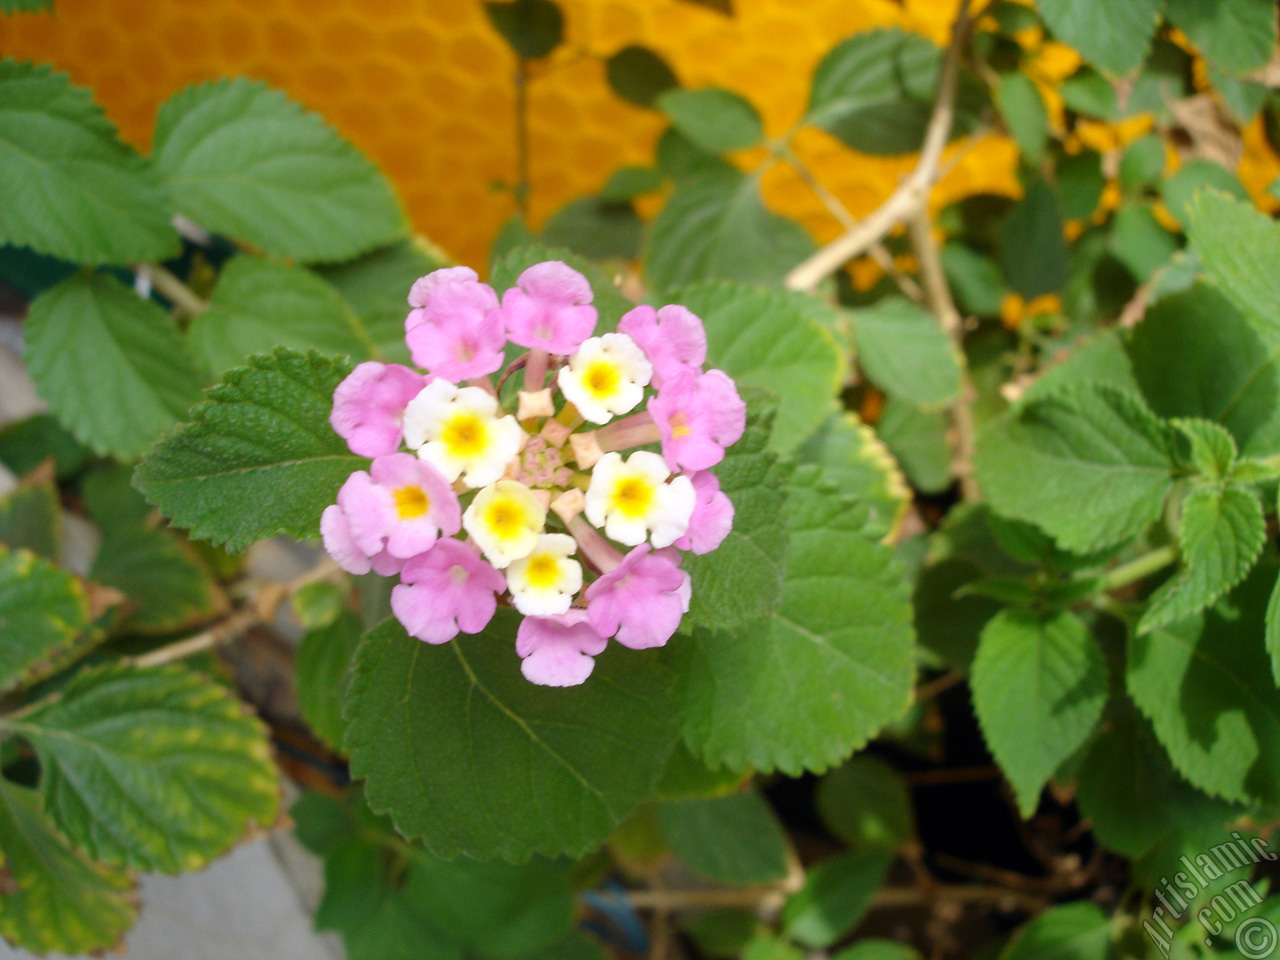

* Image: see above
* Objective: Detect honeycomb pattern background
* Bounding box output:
[1,0,1276,272]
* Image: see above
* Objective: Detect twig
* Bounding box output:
[142,263,209,316]
[617,881,1044,915]
[908,209,981,500]
[913,670,963,704]
[785,0,973,292]
[515,58,530,217]
[1102,545,1178,591]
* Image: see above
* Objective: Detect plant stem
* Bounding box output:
[144,263,209,316]
[785,0,973,292]
[1102,545,1178,591]
[515,58,530,218]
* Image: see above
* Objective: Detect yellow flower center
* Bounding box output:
[485,497,529,540]
[669,411,692,439]
[524,553,561,589]
[392,485,430,519]
[610,476,655,519]
[441,411,488,459]
[584,360,621,398]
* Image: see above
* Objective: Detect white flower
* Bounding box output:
[463,480,546,568]
[584,451,695,547]
[505,534,583,616]
[403,379,523,488]
[557,333,652,424]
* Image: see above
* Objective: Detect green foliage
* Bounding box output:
[6,663,279,872]
[0,59,177,265]
[295,608,362,752]
[645,170,815,290]
[0,544,90,695]
[90,527,228,635]
[971,609,1107,817]
[876,400,952,495]
[152,78,407,262]
[815,754,913,850]
[1165,0,1277,75]
[483,0,564,60]
[658,88,763,153]
[1161,161,1247,229]
[660,791,788,885]
[0,779,136,955]
[189,256,377,378]
[672,281,844,451]
[976,384,1177,552]
[345,611,686,860]
[1187,189,1280,342]
[135,349,363,551]
[1139,484,1266,633]
[1128,566,1280,804]
[1000,178,1068,299]
[0,413,88,480]
[24,272,204,461]
[541,197,643,261]
[998,71,1048,165]
[0,0,53,10]
[1036,0,1163,75]
[0,476,59,560]
[683,467,914,775]
[795,413,909,538]
[850,297,962,408]
[997,901,1112,960]
[782,851,893,948]
[681,396,790,631]
[605,46,680,108]
[806,28,980,154]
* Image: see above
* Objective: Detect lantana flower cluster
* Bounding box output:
[321,261,745,686]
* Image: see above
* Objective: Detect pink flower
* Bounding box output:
[585,544,691,650]
[674,471,735,554]
[330,362,429,458]
[405,271,505,380]
[647,368,747,472]
[335,454,461,560]
[501,261,597,355]
[320,503,403,577]
[516,610,608,687]
[391,539,506,643]
[617,304,707,387]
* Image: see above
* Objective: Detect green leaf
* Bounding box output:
[483,0,564,59]
[656,742,743,800]
[832,942,922,960]
[0,544,91,695]
[997,902,1111,960]
[1057,150,1107,220]
[805,28,981,155]
[1165,0,1276,75]
[1127,285,1280,457]
[489,243,634,333]
[658,88,763,153]
[0,779,136,955]
[970,609,1107,817]
[1161,161,1248,230]
[655,127,736,183]
[678,910,761,958]
[541,197,643,261]
[1173,418,1238,479]
[1109,204,1178,281]
[296,608,362,752]
[816,754,913,850]
[1000,177,1068,299]
[152,78,407,263]
[683,466,914,775]
[975,384,1177,552]
[1118,134,1165,193]
[1269,566,1280,686]
[1187,190,1280,343]
[941,242,1007,317]
[668,281,844,452]
[743,934,805,960]
[1036,0,1162,75]
[599,166,663,201]
[134,349,363,551]
[0,60,177,265]
[781,850,893,948]
[1128,565,1280,804]
[1059,68,1118,119]
[80,463,152,534]
[24,272,204,461]
[681,396,790,632]
[876,399,953,495]
[658,791,788,885]
[645,169,814,290]
[345,611,686,860]
[850,297,961,408]
[795,413,909,540]
[0,413,88,480]
[0,476,58,560]
[408,853,574,958]
[605,46,679,108]
[0,0,54,11]
[7,662,279,872]
[998,71,1048,165]
[318,239,447,366]
[89,526,228,635]
[189,256,376,379]
[1141,486,1265,634]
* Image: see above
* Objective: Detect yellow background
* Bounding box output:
[2,0,1275,270]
